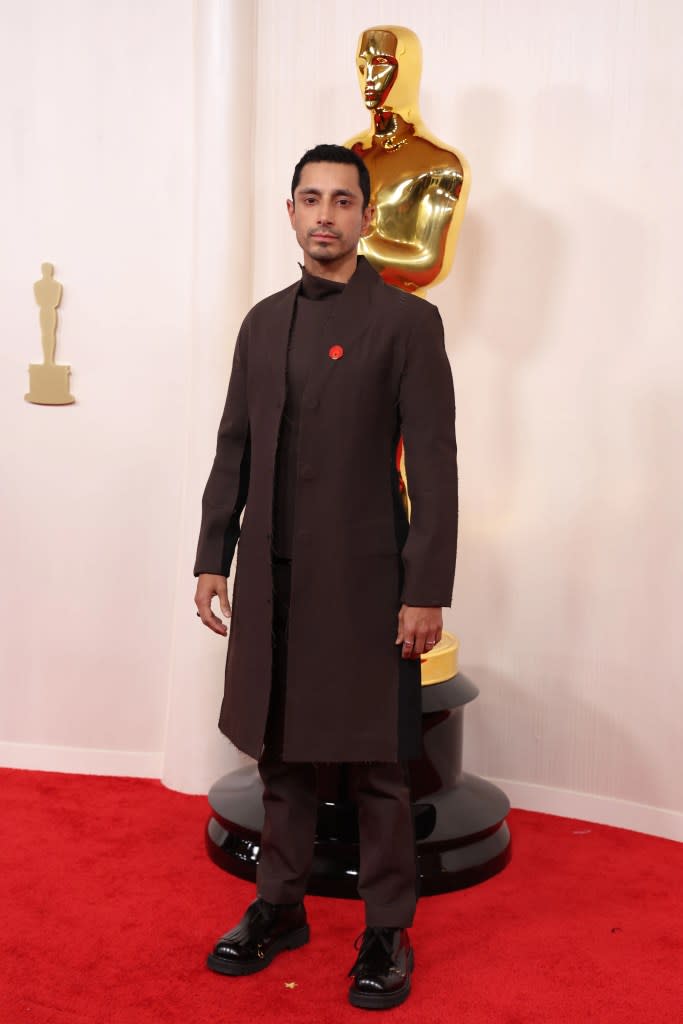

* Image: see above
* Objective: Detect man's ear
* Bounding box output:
[360,203,375,237]
[286,197,295,228]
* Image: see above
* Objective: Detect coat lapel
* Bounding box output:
[265,281,299,401]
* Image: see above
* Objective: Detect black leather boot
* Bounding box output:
[348,927,414,1008]
[207,897,309,975]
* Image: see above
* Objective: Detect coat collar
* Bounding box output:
[299,264,346,299]
[271,253,380,318]
[268,256,382,404]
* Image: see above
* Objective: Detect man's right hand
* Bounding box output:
[195,574,231,636]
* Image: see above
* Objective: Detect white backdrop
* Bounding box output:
[1,0,681,839]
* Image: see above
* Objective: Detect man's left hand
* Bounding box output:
[395,604,443,659]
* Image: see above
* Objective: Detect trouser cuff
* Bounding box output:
[256,883,307,906]
[364,907,415,929]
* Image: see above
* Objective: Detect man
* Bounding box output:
[194,144,458,1010]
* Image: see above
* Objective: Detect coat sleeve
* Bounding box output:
[398,303,458,607]
[193,321,251,577]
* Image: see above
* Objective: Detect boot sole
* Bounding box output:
[348,948,414,1009]
[206,924,310,976]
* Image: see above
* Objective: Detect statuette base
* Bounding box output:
[25,363,74,406]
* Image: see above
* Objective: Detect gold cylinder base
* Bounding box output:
[420,630,459,686]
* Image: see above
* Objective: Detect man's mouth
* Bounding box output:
[311,233,338,241]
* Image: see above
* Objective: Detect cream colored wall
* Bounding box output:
[1,1,681,838]
[0,1,194,773]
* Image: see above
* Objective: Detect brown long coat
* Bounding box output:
[194,256,458,762]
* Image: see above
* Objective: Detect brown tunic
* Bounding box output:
[272,268,345,558]
[194,256,458,762]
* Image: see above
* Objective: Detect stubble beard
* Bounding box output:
[306,234,358,264]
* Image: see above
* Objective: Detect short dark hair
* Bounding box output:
[291,144,371,209]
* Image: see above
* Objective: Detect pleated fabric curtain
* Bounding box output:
[162,0,256,793]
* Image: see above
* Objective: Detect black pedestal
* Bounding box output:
[206,673,511,896]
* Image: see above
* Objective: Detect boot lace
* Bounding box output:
[349,927,396,977]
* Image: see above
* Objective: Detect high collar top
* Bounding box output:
[299,264,348,301]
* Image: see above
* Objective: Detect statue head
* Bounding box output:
[356,25,422,115]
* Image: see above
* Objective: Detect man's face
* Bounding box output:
[287,162,372,265]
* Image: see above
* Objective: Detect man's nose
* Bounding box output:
[317,202,334,224]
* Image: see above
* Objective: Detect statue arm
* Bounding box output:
[361,170,464,283]
[360,229,434,271]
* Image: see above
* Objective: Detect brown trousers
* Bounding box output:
[255,559,418,928]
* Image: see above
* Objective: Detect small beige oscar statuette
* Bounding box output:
[25,263,75,406]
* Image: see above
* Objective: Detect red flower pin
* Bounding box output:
[328,344,344,360]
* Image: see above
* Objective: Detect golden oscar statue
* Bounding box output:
[346,25,470,295]
[26,262,75,406]
[346,25,470,684]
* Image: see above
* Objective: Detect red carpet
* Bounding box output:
[2,768,681,1023]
